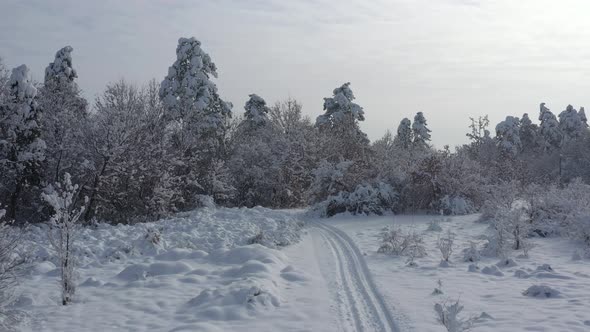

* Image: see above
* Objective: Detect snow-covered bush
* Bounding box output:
[434,298,475,332]
[439,195,474,216]
[437,230,454,262]
[377,226,427,260]
[427,219,443,232]
[478,182,519,223]
[526,180,590,244]
[483,204,531,257]
[42,173,87,305]
[462,242,481,262]
[317,182,398,217]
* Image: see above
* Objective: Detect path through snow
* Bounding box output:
[311,221,401,332]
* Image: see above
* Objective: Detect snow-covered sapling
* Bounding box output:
[432,279,444,296]
[437,229,454,262]
[434,297,476,332]
[42,173,87,305]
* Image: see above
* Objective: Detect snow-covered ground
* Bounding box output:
[326,214,590,332]
[6,209,590,331]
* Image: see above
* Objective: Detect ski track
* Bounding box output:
[312,221,400,332]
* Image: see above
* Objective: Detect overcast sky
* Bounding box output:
[1,0,589,147]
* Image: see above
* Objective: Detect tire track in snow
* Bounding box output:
[313,221,400,332]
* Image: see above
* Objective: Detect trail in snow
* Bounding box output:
[312,220,400,332]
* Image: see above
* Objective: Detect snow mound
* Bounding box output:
[31,261,56,275]
[80,277,104,287]
[496,258,518,268]
[468,264,480,272]
[481,265,504,276]
[19,206,303,266]
[116,261,194,281]
[523,285,561,298]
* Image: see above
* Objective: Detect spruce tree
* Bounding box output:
[0,65,45,220]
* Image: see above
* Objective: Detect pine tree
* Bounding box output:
[40,46,87,183]
[312,83,374,204]
[159,37,233,205]
[244,94,270,126]
[495,116,521,156]
[316,82,369,162]
[579,107,588,127]
[229,94,283,207]
[558,104,585,142]
[395,118,412,149]
[0,65,45,221]
[538,103,562,151]
[519,113,539,153]
[412,111,431,149]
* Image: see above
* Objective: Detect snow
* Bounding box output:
[10,207,308,331]
[7,209,590,331]
[323,213,590,332]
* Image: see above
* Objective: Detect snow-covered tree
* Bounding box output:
[395,118,413,149]
[519,113,539,153]
[45,46,77,87]
[558,104,586,142]
[0,57,9,104]
[0,65,46,221]
[310,83,374,206]
[317,82,364,127]
[159,37,232,203]
[316,82,370,162]
[244,94,270,126]
[495,116,521,156]
[538,103,562,150]
[84,80,179,222]
[40,46,88,184]
[269,98,318,207]
[229,94,283,207]
[412,112,431,149]
[580,107,588,127]
[42,173,86,305]
[160,37,221,121]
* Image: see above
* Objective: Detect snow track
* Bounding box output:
[313,221,400,332]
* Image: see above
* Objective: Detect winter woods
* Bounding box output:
[0,38,589,236]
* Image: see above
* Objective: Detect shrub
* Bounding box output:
[427,219,443,232]
[318,182,398,217]
[378,226,427,260]
[439,195,474,216]
[434,298,475,332]
[437,230,455,262]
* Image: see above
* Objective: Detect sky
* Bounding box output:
[1,0,589,147]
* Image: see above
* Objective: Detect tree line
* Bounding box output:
[1,37,589,224]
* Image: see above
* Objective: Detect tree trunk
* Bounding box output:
[84,157,109,221]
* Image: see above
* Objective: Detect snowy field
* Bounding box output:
[329,214,590,331]
[5,209,590,331]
